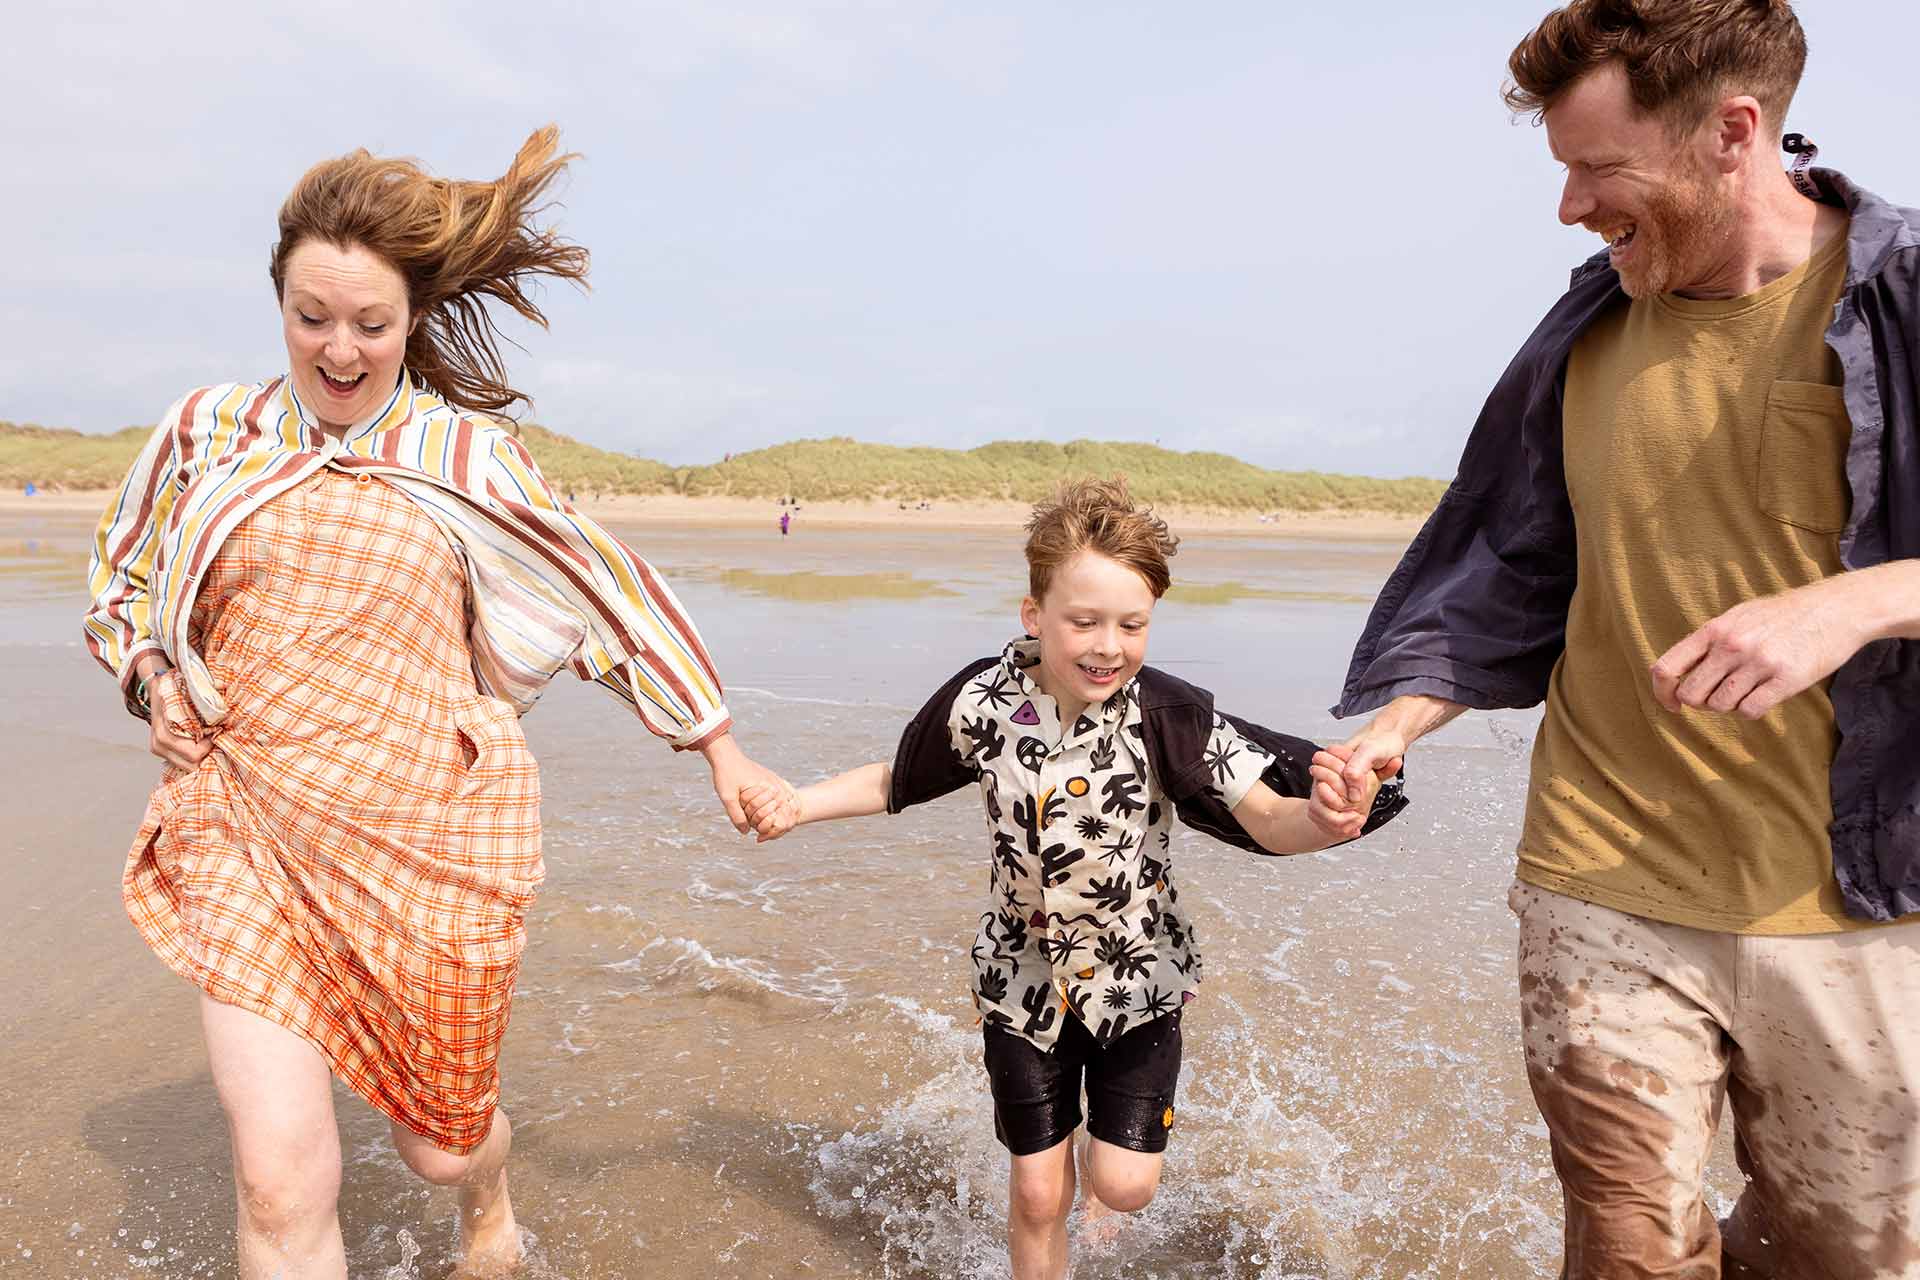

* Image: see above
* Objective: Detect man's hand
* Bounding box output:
[1650,576,1870,719]
[1307,744,1378,841]
[1331,693,1463,806]
[699,732,796,836]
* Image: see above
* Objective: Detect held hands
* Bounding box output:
[1306,743,1383,842]
[700,732,798,839]
[740,781,800,843]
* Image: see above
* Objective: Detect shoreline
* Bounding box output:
[0,489,1426,541]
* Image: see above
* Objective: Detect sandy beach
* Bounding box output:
[1,488,1429,541]
[3,499,1748,1280]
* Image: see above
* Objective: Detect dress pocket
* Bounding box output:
[1755,380,1851,534]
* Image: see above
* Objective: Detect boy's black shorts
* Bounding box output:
[981,1009,1183,1157]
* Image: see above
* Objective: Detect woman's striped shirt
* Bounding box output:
[84,373,730,749]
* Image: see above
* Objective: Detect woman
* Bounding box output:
[83,127,795,1278]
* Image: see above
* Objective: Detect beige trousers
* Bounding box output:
[1509,878,1920,1279]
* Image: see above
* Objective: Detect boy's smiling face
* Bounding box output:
[1019,549,1157,723]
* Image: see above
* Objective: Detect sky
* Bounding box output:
[6,2,1916,479]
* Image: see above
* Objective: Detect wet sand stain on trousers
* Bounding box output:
[1510,878,1920,1279]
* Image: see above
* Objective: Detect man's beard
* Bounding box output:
[1617,168,1737,298]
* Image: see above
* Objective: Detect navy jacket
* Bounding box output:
[1335,168,1920,922]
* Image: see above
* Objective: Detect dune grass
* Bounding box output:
[0,421,1445,515]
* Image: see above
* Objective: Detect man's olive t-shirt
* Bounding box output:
[1517,227,1876,933]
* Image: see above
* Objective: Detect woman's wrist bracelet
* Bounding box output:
[132,664,173,718]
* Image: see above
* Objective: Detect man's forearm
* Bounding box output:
[1840,559,1920,645]
[1367,693,1469,749]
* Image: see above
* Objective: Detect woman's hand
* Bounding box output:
[741,782,799,843]
[144,666,214,771]
[699,732,797,836]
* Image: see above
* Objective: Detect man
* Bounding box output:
[1328,2,1920,1275]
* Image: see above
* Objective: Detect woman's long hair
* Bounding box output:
[269,125,590,416]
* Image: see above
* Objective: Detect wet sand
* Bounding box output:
[1,503,1743,1279]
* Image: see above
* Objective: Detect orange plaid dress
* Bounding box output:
[124,469,543,1154]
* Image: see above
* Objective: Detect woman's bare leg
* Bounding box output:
[389,1110,518,1273]
[199,994,346,1280]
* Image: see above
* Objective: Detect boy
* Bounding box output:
[743,478,1403,1280]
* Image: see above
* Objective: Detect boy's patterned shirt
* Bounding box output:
[952,638,1270,1050]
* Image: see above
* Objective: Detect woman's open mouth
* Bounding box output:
[319,369,366,396]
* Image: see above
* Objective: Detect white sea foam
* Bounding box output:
[605,935,851,1008]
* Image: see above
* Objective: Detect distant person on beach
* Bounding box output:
[780,509,791,537]
[743,477,1406,1280]
[1324,2,1920,1275]
[82,127,796,1280]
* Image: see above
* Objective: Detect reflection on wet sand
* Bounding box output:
[1166,579,1375,606]
[705,567,960,602]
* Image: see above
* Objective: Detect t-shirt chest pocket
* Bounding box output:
[1755,380,1851,534]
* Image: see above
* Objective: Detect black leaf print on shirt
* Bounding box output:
[995,908,1029,960]
[1016,736,1049,773]
[1038,927,1089,966]
[1075,815,1110,841]
[974,669,1019,710]
[992,830,1023,879]
[961,715,1006,763]
[1102,984,1132,1010]
[1095,931,1152,980]
[1140,898,1162,940]
[1020,982,1059,1038]
[978,965,1009,1003]
[1147,800,1163,825]
[1063,984,1090,1021]
[981,770,1003,822]
[1100,773,1145,817]
[1140,985,1175,1018]
[1205,737,1241,785]
[1082,872,1133,914]
[1099,830,1135,865]
[1162,912,1187,950]
[1095,1013,1130,1042]
[1041,842,1085,887]
[1088,738,1117,772]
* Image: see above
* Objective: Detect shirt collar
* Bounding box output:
[999,636,1134,737]
[280,369,417,449]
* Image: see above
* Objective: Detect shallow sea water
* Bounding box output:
[0,510,1743,1278]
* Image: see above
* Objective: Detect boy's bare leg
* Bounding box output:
[389,1111,518,1275]
[1081,1136,1165,1214]
[200,995,347,1280]
[1074,1127,1116,1224]
[1008,1136,1076,1280]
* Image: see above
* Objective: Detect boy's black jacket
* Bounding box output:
[888,657,1407,852]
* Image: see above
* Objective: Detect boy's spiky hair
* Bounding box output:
[1024,476,1179,601]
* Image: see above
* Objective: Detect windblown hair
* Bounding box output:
[269,125,589,416]
[1504,0,1807,134]
[1024,476,1179,601]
